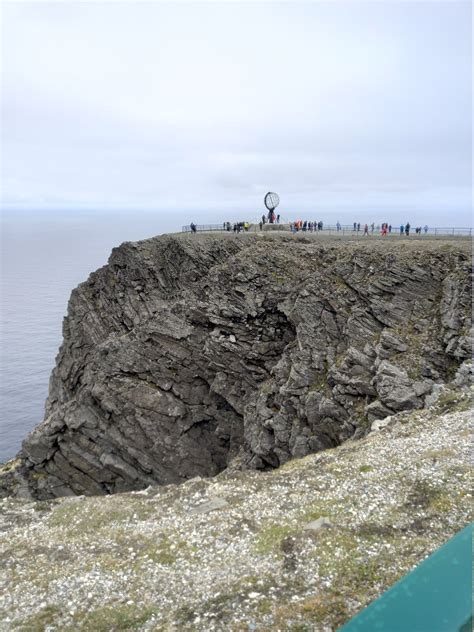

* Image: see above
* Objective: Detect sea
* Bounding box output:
[0,209,202,463]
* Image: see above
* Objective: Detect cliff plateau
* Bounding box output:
[1,232,471,499]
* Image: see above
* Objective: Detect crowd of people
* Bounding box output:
[222,221,251,232]
[258,219,430,235]
[349,222,429,236]
[189,218,431,236]
[287,220,324,232]
[260,213,280,226]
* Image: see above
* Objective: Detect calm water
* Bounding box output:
[0,209,201,462]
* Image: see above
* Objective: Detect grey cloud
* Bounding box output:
[1,1,471,226]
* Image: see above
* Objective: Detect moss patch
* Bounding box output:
[68,604,156,631]
[403,479,454,515]
[255,524,296,555]
[436,391,471,413]
[13,605,62,631]
[47,497,155,534]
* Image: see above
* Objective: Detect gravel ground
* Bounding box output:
[0,390,471,631]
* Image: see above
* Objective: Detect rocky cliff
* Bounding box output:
[1,233,471,498]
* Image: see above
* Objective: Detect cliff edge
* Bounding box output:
[1,232,471,498]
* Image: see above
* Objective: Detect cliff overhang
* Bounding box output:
[1,233,472,498]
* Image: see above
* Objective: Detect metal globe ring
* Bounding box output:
[264,192,280,212]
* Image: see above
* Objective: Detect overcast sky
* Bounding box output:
[1,1,472,224]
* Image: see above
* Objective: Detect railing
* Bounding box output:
[182,224,230,232]
[288,225,472,236]
[431,227,472,236]
[182,223,472,236]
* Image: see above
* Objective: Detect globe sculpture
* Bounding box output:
[264,192,280,223]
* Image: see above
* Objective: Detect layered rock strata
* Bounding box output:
[1,233,471,498]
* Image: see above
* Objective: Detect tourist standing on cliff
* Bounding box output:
[405,222,410,236]
[336,221,341,232]
[400,225,404,235]
[364,224,369,235]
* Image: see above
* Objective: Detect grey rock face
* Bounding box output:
[189,497,229,515]
[303,517,333,530]
[1,234,471,499]
[453,359,473,387]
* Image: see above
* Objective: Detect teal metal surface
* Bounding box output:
[338,523,473,632]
